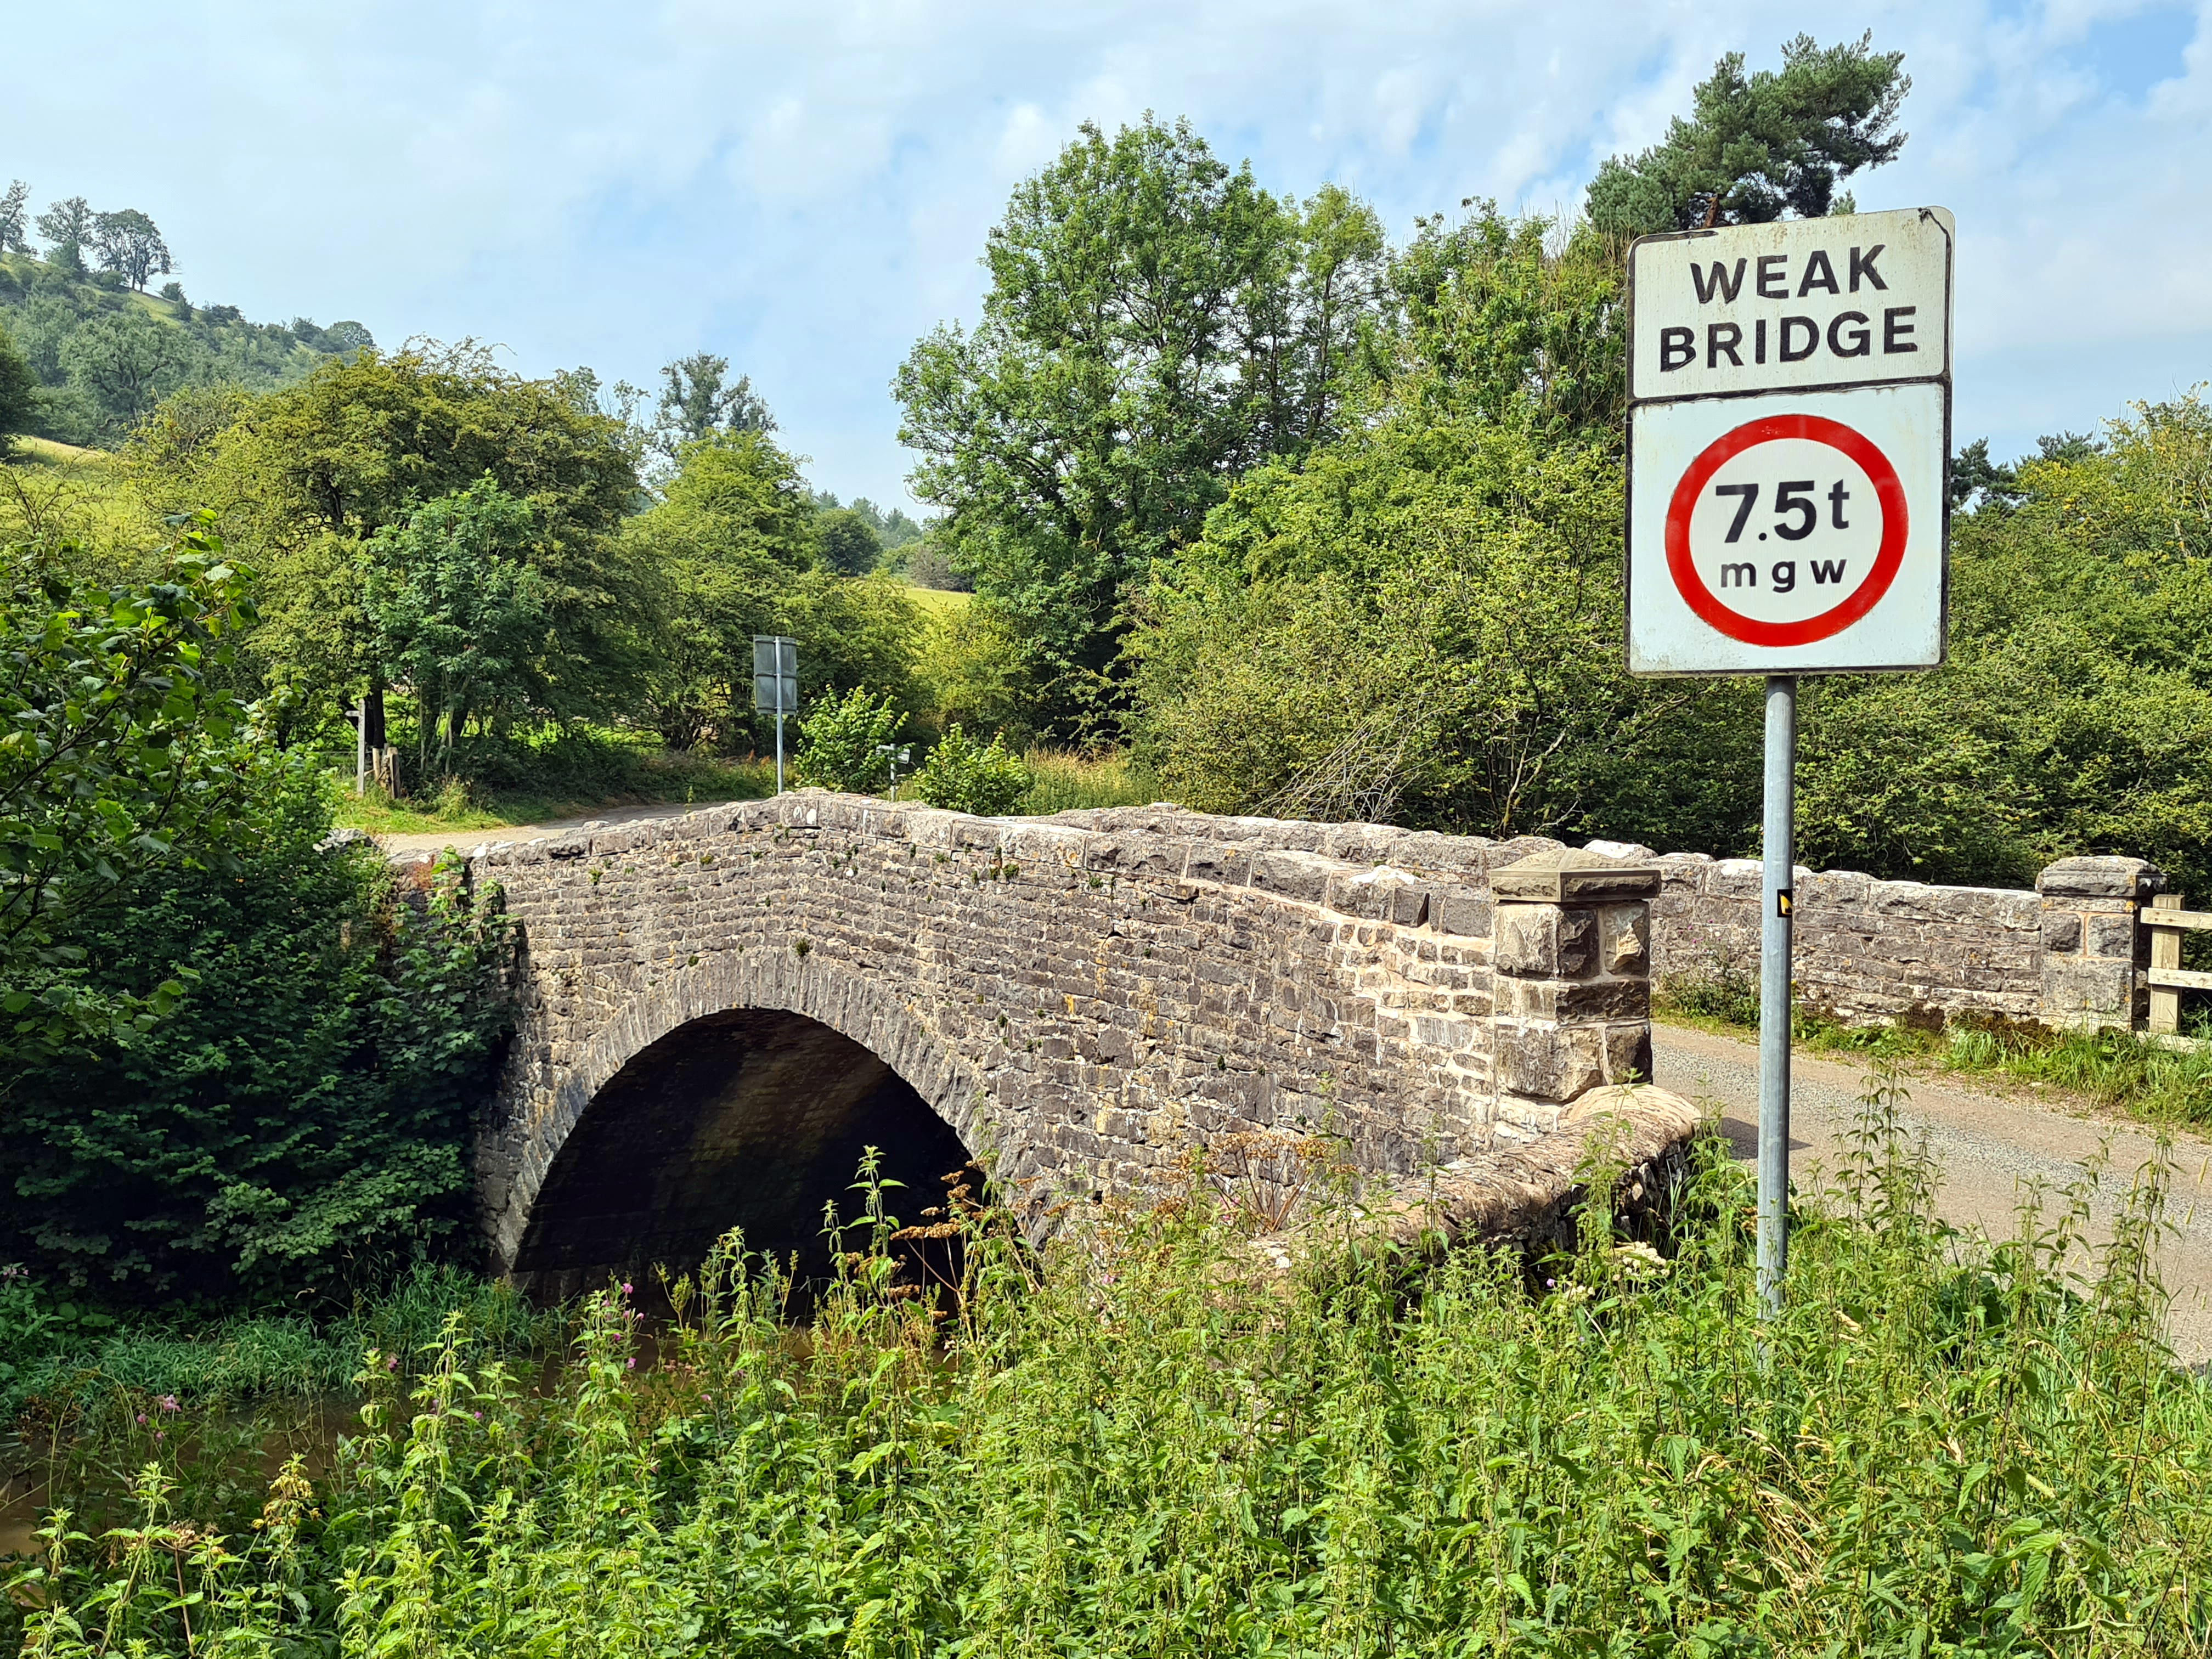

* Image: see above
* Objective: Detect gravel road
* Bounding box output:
[1653,1020,2212,1364]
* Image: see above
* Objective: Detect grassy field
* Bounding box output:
[900,581,972,616]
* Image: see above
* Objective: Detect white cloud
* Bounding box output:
[5,0,2209,502]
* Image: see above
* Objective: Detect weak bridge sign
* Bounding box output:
[1625,206,1955,676]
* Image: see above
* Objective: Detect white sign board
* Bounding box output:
[1626,207,1953,676]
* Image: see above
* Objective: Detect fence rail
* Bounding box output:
[2145,893,2212,1034]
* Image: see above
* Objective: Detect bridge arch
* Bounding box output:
[483,950,995,1298]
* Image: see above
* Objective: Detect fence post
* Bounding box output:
[2148,891,2185,1035]
[2035,856,2163,1032]
[1490,849,1661,1130]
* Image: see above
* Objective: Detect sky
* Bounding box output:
[8,0,2210,509]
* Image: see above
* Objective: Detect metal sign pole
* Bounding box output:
[775,708,785,796]
[1757,675,1797,1317]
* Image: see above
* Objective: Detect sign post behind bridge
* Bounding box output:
[752,635,799,794]
[1624,206,1954,1315]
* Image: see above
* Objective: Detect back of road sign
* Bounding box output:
[1626,207,1953,678]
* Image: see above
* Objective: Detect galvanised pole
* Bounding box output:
[1758,674,1797,1317]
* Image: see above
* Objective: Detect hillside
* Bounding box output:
[0,250,369,448]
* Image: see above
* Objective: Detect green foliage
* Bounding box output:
[1796,394,2212,894]
[814,504,882,575]
[1587,32,1910,235]
[358,477,545,773]
[650,349,774,464]
[896,117,1387,735]
[794,685,903,794]
[0,318,37,454]
[58,309,185,437]
[0,247,359,449]
[911,724,1032,815]
[33,197,94,275]
[0,783,514,1296]
[627,430,923,752]
[0,526,259,1053]
[88,209,171,292]
[1018,747,1158,815]
[141,341,647,747]
[15,1103,2212,1654]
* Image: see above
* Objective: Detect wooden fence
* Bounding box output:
[2145,892,2212,1035]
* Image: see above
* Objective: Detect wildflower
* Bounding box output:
[620,1282,633,1295]
[626,1357,636,1369]
[157,1395,179,1413]
[136,1413,148,1425]
[386,1356,398,1372]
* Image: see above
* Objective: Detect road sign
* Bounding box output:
[751,635,798,714]
[1627,207,1951,678]
[1622,206,1955,1318]
[1627,382,1946,674]
[752,635,798,794]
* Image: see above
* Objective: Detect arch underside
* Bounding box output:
[507,1008,974,1301]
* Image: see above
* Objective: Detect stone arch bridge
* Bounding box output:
[425,795,1667,1298]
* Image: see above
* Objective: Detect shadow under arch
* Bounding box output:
[491,954,990,1303]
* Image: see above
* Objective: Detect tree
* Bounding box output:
[623,430,923,751]
[895,116,1387,736]
[137,342,648,753]
[33,195,94,275]
[0,324,37,457]
[651,352,775,460]
[1585,33,1909,236]
[0,180,29,256]
[359,479,547,774]
[0,782,513,1296]
[90,208,172,291]
[0,523,260,1056]
[60,309,184,436]
[816,506,882,575]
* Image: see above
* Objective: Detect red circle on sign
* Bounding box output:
[1664,414,1909,646]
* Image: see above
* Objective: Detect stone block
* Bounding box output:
[1390,885,1432,928]
[1598,903,1650,975]
[2038,856,2163,901]
[1491,847,1661,904]
[1498,976,1647,1022]
[1248,849,1336,905]
[1432,889,1491,937]
[2085,911,2137,958]
[1495,905,1596,979]
[1494,1023,1605,1102]
[1184,845,1252,887]
[2042,956,2132,1025]
[1604,1022,1654,1085]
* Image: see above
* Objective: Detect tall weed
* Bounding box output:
[11,1095,2212,1655]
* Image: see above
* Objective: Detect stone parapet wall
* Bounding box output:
[1647,853,2044,1025]
[1050,807,2164,1032]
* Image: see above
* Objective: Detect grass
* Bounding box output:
[1019,746,1161,815]
[327,741,776,837]
[900,583,973,616]
[1656,975,2212,1127]
[8,1093,2210,1654]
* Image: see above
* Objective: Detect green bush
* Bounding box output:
[911,723,1031,815]
[794,685,903,794]
[0,760,514,1300]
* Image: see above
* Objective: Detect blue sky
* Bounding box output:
[8,1,2209,509]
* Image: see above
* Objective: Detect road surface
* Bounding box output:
[1653,1020,2212,1365]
